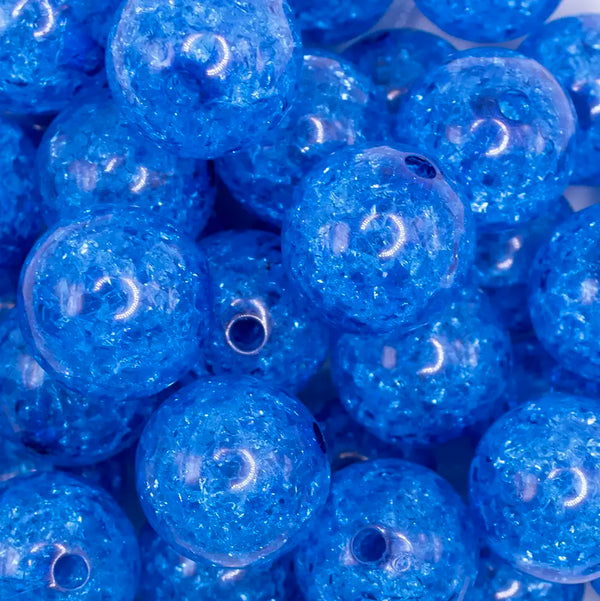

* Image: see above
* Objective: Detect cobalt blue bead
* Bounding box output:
[332,288,512,448]
[295,459,478,601]
[107,0,302,159]
[37,92,215,235]
[200,230,329,391]
[216,53,377,226]
[0,438,51,485]
[401,49,576,231]
[139,526,287,601]
[19,206,211,400]
[0,471,139,600]
[136,376,330,567]
[521,15,600,186]
[470,394,600,583]
[414,0,560,42]
[282,145,474,333]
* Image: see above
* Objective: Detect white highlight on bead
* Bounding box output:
[418,338,445,376]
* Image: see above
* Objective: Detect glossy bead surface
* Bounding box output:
[107,0,301,159]
[136,376,330,567]
[200,230,329,391]
[282,145,474,333]
[19,207,211,400]
[216,53,377,226]
[414,0,560,42]
[521,15,600,186]
[295,459,478,601]
[37,93,215,235]
[470,394,600,583]
[401,49,576,231]
[332,288,511,447]
[0,471,139,600]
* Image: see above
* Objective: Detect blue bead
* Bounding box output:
[200,230,330,391]
[282,145,474,333]
[136,376,330,567]
[0,117,43,268]
[216,53,377,226]
[529,204,600,383]
[139,526,288,601]
[401,49,576,231]
[332,288,511,447]
[19,206,211,400]
[37,92,215,236]
[414,0,560,42]
[520,16,600,186]
[0,471,139,600]
[470,394,600,583]
[107,0,302,159]
[0,437,51,485]
[295,459,478,601]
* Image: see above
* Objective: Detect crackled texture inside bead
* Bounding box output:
[200,230,329,391]
[282,145,474,333]
[401,49,576,231]
[0,471,139,601]
[107,0,302,159]
[19,207,211,400]
[521,15,600,186]
[136,376,330,567]
[37,92,215,235]
[216,53,377,226]
[295,459,477,601]
[470,394,600,583]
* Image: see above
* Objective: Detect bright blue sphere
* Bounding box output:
[200,230,329,391]
[401,49,576,231]
[470,394,600,583]
[414,0,560,42]
[37,92,215,235]
[521,15,600,186]
[0,471,139,600]
[107,0,302,159]
[19,207,211,400]
[282,145,474,333]
[295,459,478,601]
[216,53,377,226]
[136,376,330,567]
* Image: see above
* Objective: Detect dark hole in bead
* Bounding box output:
[226,315,267,355]
[351,527,388,564]
[405,155,436,179]
[313,423,327,454]
[52,553,90,591]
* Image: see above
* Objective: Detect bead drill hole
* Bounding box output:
[52,553,90,591]
[352,527,388,564]
[225,314,268,355]
[405,155,436,179]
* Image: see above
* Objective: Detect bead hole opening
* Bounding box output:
[405,155,436,179]
[225,314,268,355]
[52,552,90,591]
[352,527,388,564]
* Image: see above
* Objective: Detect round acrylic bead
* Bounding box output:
[401,48,576,231]
[200,230,329,391]
[282,145,474,333]
[295,459,478,601]
[136,376,330,567]
[216,53,377,226]
[107,0,302,159]
[521,15,600,186]
[414,0,560,43]
[332,288,511,448]
[19,206,211,400]
[0,471,139,600]
[470,394,600,583]
[37,92,215,235]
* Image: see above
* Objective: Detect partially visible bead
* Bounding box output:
[510,336,555,406]
[485,285,533,332]
[0,438,51,486]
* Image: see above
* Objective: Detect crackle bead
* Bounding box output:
[0,471,139,601]
[282,145,474,333]
[19,206,211,400]
[139,526,287,601]
[521,15,600,186]
[295,459,478,601]
[401,49,576,231]
[216,53,377,226]
[200,230,329,391]
[37,92,215,235]
[107,0,302,159]
[332,288,511,448]
[414,0,560,43]
[136,376,330,567]
[470,394,600,583]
